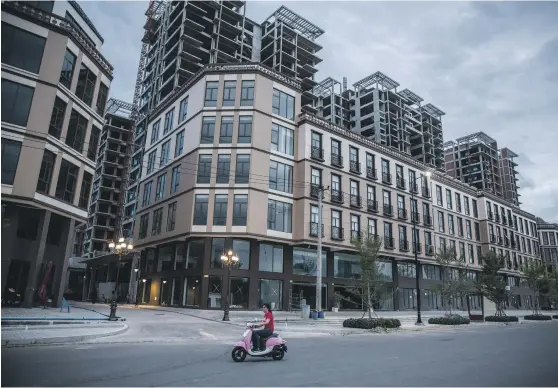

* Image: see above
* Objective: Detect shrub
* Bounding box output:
[428,315,470,325]
[485,315,519,323]
[342,318,401,329]
[524,315,552,321]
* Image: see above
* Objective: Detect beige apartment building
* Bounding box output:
[1,1,112,307]
[131,62,543,312]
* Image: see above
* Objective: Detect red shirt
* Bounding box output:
[264,311,274,332]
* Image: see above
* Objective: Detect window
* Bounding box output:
[78,171,92,209]
[167,202,177,231]
[350,146,360,172]
[216,154,231,184]
[332,210,342,238]
[438,211,445,233]
[213,194,228,226]
[193,194,209,225]
[223,80,236,106]
[366,153,375,171]
[271,123,294,156]
[425,231,433,248]
[160,140,171,167]
[1,22,46,73]
[175,130,184,157]
[396,165,404,187]
[311,131,323,152]
[350,180,360,206]
[259,244,283,273]
[436,185,443,206]
[455,193,461,212]
[87,126,100,161]
[204,81,219,107]
[235,115,253,144]
[48,97,66,138]
[155,174,166,200]
[381,159,390,180]
[1,139,22,185]
[267,199,292,233]
[464,196,470,215]
[59,49,76,89]
[163,108,174,134]
[235,154,250,184]
[36,150,56,194]
[151,207,163,236]
[422,265,440,280]
[75,63,97,106]
[466,220,472,239]
[457,217,463,237]
[367,185,376,203]
[147,151,156,174]
[383,190,391,207]
[350,214,361,238]
[459,242,466,261]
[142,181,152,206]
[233,194,248,226]
[472,199,478,218]
[197,154,212,184]
[232,240,251,270]
[55,160,79,203]
[399,225,408,250]
[446,189,452,210]
[171,165,180,193]
[272,88,295,120]
[368,218,377,236]
[200,116,215,144]
[269,161,293,193]
[139,214,149,239]
[448,214,455,235]
[1,79,34,127]
[179,96,188,123]
[219,116,234,144]
[95,82,109,116]
[151,120,161,144]
[65,110,88,153]
[332,140,342,166]
[240,80,254,106]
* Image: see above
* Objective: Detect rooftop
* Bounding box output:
[264,6,324,40]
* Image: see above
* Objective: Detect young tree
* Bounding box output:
[344,233,385,319]
[433,245,470,316]
[524,263,555,315]
[475,251,508,316]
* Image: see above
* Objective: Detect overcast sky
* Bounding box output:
[80,0,558,222]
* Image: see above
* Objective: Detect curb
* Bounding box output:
[1,323,129,348]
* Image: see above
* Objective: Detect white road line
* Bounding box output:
[198,329,217,340]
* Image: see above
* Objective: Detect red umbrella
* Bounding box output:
[38,261,53,306]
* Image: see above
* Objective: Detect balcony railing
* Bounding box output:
[424,214,433,226]
[366,167,377,180]
[331,189,344,204]
[350,230,361,241]
[411,212,420,224]
[331,226,344,241]
[425,245,434,256]
[413,242,422,254]
[384,236,395,249]
[310,146,325,161]
[410,183,419,194]
[367,200,378,213]
[398,208,408,220]
[309,222,325,237]
[383,205,394,217]
[396,176,406,190]
[382,172,392,185]
[331,153,343,168]
[350,161,361,174]
[310,184,324,199]
[399,239,410,252]
[422,186,431,198]
[350,195,362,208]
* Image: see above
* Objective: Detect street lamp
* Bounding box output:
[107,237,133,320]
[412,171,432,326]
[221,250,239,321]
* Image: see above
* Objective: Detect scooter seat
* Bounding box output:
[262,333,279,340]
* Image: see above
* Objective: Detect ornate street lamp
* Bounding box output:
[221,250,239,321]
[107,237,133,320]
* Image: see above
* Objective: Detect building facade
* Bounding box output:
[129,63,542,312]
[537,218,558,269]
[1,1,112,306]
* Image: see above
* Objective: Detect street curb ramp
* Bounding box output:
[1,323,129,348]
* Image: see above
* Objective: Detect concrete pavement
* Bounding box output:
[3,323,558,386]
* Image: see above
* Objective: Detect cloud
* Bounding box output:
[79,0,558,222]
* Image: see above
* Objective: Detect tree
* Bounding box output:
[475,251,508,316]
[433,245,470,315]
[344,233,385,319]
[524,263,555,315]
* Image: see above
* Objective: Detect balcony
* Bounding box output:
[399,239,410,252]
[422,186,431,198]
[350,161,361,174]
[383,205,394,217]
[366,167,377,180]
[350,230,361,241]
[425,245,434,256]
[396,176,406,190]
[350,195,362,208]
[367,200,378,213]
[398,208,408,220]
[331,153,343,168]
[410,183,419,194]
[413,242,422,254]
[411,212,420,224]
[331,226,344,241]
[384,236,395,249]
[310,184,324,199]
[331,189,344,204]
[382,172,392,185]
[309,222,325,237]
[311,146,325,162]
[424,214,433,226]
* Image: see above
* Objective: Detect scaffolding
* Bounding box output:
[353,71,400,92]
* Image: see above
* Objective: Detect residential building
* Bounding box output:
[499,147,520,206]
[1,1,112,306]
[537,218,558,269]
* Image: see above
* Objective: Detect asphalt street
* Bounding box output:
[3,322,558,387]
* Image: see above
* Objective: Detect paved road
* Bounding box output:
[3,323,558,387]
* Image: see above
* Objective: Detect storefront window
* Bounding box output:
[157,245,174,272]
[183,276,201,307]
[211,238,225,268]
[160,279,172,306]
[397,262,416,278]
[399,288,416,310]
[260,279,283,310]
[334,253,360,279]
[174,243,185,270]
[259,244,283,273]
[146,249,155,273]
[141,279,151,304]
[207,275,222,308]
[378,261,393,281]
[230,277,249,309]
[233,240,250,270]
[423,289,441,310]
[186,239,204,269]
[292,247,327,276]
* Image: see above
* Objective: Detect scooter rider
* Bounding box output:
[251,303,274,352]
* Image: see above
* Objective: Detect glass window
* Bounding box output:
[2,79,35,127]
[211,238,225,268]
[204,81,219,107]
[179,96,188,123]
[436,185,443,206]
[455,193,461,212]
[151,207,163,236]
[167,202,177,231]
[175,130,184,157]
[59,48,76,89]
[207,276,222,308]
[193,194,209,225]
[157,245,174,272]
[75,63,97,106]
[96,83,108,116]
[272,88,295,120]
[36,149,56,194]
[150,120,160,144]
[184,239,203,269]
[240,80,254,106]
[219,116,234,144]
[271,123,294,156]
[223,80,236,106]
[233,194,248,226]
[213,194,228,226]
[78,171,92,209]
[472,199,478,218]
[267,199,292,233]
[163,108,174,134]
[65,110,88,153]
[1,139,22,185]
[238,116,252,143]
[139,214,149,239]
[201,116,216,144]
[293,247,327,277]
[230,277,249,309]
[448,214,454,234]
[142,181,152,206]
[269,160,293,193]
[232,240,250,270]
[235,154,250,184]
[260,279,283,310]
[216,154,231,184]
[422,265,440,280]
[55,159,78,203]
[49,97,66,139]
[397,263,416,278]
[446,189,452,209]
[155,173,166,200]
[438,211,445,233]
[259,244,284,273]
[147,151,156,174]
[197,154,212,184]
[87,126,100,161]
[1,22,46,73]
[160,140,171,167]
[334,252,360,279]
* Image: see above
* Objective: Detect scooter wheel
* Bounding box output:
[232,347,247,362]
[272,348,284,361]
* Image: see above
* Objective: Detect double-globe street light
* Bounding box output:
[221,250,239,321]
[411,171,432,326]
[107,237,133,320]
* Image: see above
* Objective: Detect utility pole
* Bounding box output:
[316,185,329,314]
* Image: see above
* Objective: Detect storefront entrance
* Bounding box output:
[292,282,327,310]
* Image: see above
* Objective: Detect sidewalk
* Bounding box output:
[1,305,109,320]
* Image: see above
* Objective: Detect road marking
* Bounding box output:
[198,329,217,340]
[75,346,93,350]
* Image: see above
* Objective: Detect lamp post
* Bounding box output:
[107,237,133,320]
[221,249,239,321]
[411,171,432,326]
[141,278,146,304]
[134,268,139,307]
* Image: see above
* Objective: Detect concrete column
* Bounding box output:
[22,210,52,308]
[82,269,89,301]
[54,218,77,308]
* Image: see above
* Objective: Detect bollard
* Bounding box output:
[109,300,118,321]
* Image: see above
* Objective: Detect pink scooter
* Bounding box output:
[231,320,287,362]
